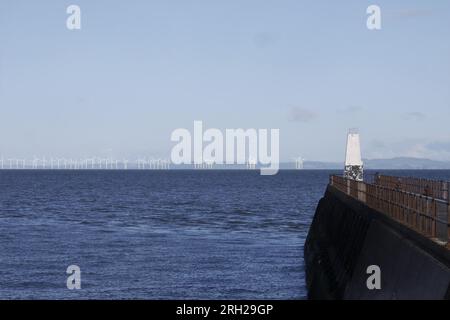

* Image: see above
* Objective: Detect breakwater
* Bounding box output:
[304,175,450,300]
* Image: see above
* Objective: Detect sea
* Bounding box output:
[1,169,449,299]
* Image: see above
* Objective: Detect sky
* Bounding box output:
[0,0,449,162]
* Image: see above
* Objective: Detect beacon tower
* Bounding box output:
[344,129,363,181]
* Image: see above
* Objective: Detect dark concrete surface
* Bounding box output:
[304,186,450,300]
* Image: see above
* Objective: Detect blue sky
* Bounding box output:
[1,0,449,162]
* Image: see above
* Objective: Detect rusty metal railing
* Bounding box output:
[330,175,450,247]
[372,174,449,202]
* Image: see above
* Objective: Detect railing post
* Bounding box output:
[430,199,435,238]
[443,181,449,202]
[359,182,367,203]
[448,204,450,246]
[415,195,418,231]
[431,200,436,238]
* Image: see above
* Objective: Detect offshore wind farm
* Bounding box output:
[0,155,301,170]
[0,157,172,170]
[1,156,450,170]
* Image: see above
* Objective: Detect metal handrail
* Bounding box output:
[330,175,450,247]
[372,174,450,202]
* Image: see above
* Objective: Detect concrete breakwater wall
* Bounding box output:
[304,186,450,300]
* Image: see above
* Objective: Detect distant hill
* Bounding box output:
[294,157,450,170]
[364,157,450,170]
[302,161,342,170]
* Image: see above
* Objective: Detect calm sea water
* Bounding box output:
[0,169,449,299]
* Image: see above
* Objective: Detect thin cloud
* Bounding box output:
[288,107,318,123]
[404,112,427,120]
[253,32,278,49]
[394,9,433,19]
[338,105,363,115]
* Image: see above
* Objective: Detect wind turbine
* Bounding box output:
[152,158,156,169]
[57,158,63,169]
[294,156,305,169]
[32,156,39,169]
[158,159,163,170]
[247,157,257,169]
[164,159,170,169]
[204,159,214,169]
[140,158,146,169]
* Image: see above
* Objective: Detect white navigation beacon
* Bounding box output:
[344,129,363,181]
